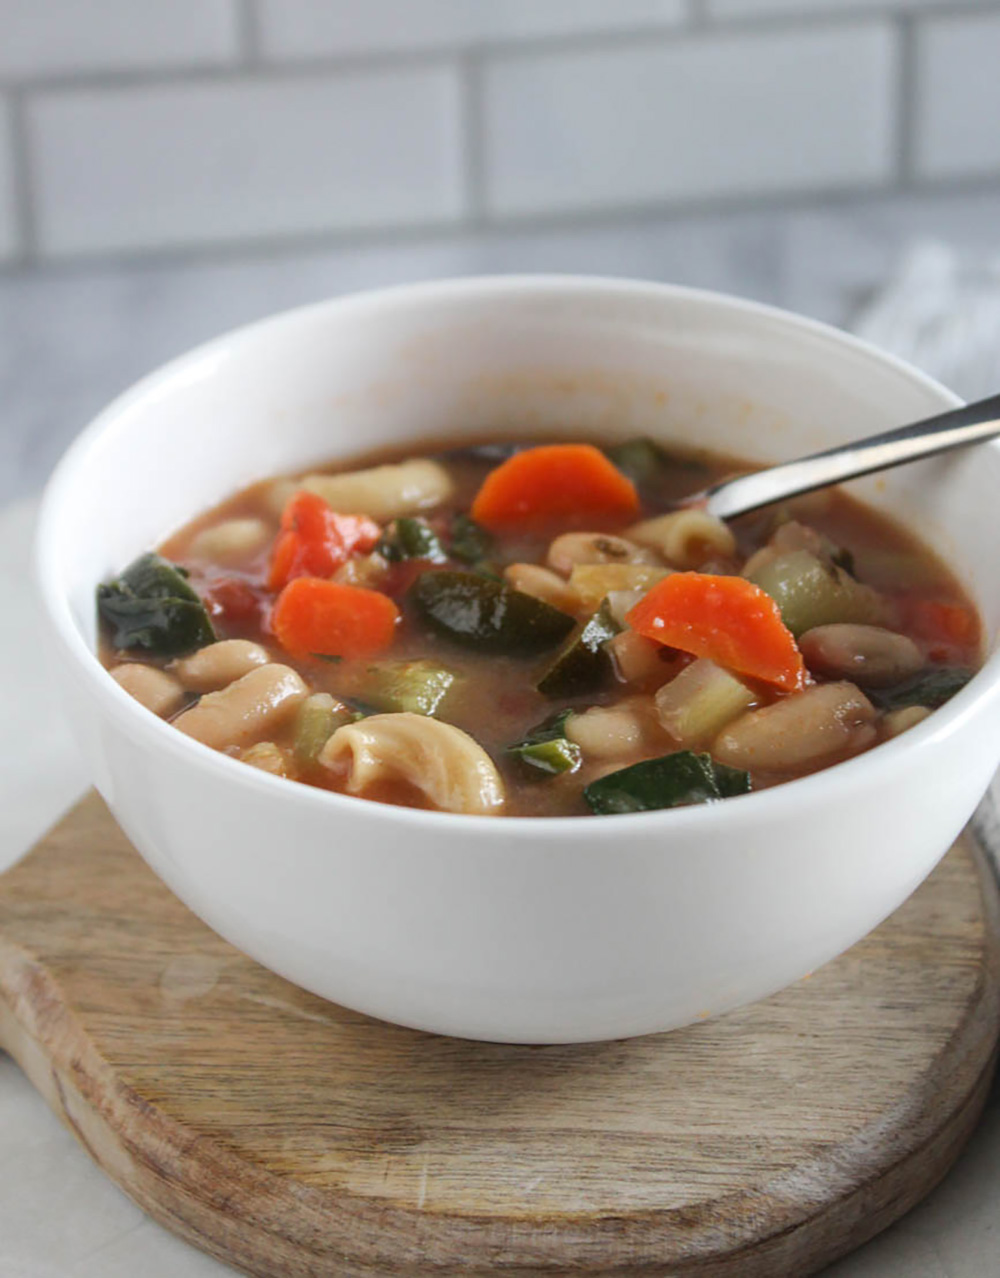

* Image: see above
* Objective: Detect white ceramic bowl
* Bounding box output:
[37,277,1000,1044]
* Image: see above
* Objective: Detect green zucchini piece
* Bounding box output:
[584,750,750,815]
[363,659,457,716]
[409,571,575,655]
[870,666,974,713]
[748,549,882,637]
[376,517,447,563]
[507,710,581,776]
[537,599,621,698]
[449,513,494,566]
[604,437,708,486]
[97,552,215,657]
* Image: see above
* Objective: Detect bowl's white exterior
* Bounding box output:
[36,277,1000,1043]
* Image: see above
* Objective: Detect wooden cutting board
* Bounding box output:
[1,793,998,1278]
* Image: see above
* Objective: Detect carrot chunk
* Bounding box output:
[627,573,806,693]
[268,491,380,591]
[271,577,399,659]
[470,444,639,529]
[906,599,977,648]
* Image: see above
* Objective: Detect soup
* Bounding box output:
[96,439,980,817]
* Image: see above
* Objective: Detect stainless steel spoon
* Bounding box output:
[695,392,1000,521]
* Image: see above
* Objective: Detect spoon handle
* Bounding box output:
[703,392,1000,521]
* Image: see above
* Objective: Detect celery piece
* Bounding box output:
[294,693,352,765]
[363,660,457,716]
[584,750,750,815]
[537,600,621,698]
[748,550,882,637]
[655,659,755,747]
[507,710,582,776]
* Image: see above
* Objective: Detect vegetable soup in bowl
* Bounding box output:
[37,277,1000,1043]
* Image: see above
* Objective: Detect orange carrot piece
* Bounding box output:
[268,491,380,590]
[271,577,399,659]
[908,599,977,648]
[470,444,639,529]
[627,573,806,693]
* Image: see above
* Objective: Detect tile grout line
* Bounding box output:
[5,87,37,263]
[458,51,487,229]
[895,14,921,187]
[234,0,260,67]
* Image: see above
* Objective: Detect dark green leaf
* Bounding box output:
[537,600,620,698]
[870,666,974,713]
[97,553,215,657]
[409,570,575,655]
[449,514,494,566]
[507,710,581,776]
[584,751,751,815]
[376,517,447,563]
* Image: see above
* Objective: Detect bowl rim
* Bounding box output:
[35,272,1000,839]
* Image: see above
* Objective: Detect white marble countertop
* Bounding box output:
[4,189,1000,1275]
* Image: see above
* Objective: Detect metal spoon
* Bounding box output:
[695,392,1000,521]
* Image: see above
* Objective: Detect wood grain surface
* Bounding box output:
[0,793,998,1277]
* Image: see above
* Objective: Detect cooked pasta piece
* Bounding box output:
[627,510,736,569]
[174,664,308,751]
[240,741,293,777]
[320,713,505,815]
[173,639,270,693]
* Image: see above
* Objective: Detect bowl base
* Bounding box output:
[1,791,998,1277]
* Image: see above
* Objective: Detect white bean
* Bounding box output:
[302,459,454,520]
[173,640,271,693]
[111,664,186,717]
[566,699,657,759]
[504,563,581,613]
[547,532,658,577]
[606,630,667,685]
[332,552,390,588]
[799,624,923,687]
[882,705,932,738]
[713,682,877,772]
[189,518,271,564]
[174,664,308,751]
[628,510,736,569]
[320,713,505,815]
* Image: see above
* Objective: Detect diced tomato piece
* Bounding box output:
[268,491,380,590]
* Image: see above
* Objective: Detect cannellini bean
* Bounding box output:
[111,664,186,717]
[301,459,454,521]
[173,640,271,693]
[174,664,308,751]
[882,705,932,738]
[628,510,736,569]
[799,624,923,687]
[332,552,390,588]
[189,518,271,564]
[606,630,668,686]
[240,741,293,777]
[713,682,877,772]
[504,563,581,613]
[320,713,505,815]
[566,699,658,759]
[547,532,658,577]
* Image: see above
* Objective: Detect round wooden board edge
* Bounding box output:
[0,796,999,1277]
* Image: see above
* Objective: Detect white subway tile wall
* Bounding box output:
[29,69,464,256]
[0,0,239,79]
[914,12,1000,179]
[0,0,997,262]
[483,24,897,217]
[255,0,689,59]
